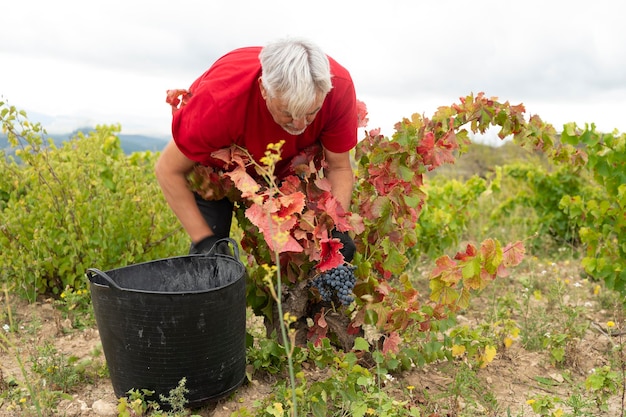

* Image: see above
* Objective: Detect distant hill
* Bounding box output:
[0,128,168,156]
[116,133,168,153]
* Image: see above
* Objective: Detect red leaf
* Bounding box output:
[503,241,525,267]
[224,169,260,199]
[346,212,365,235]
[317,237,344,271]
[496,263,510,278]
[165,89,192,113]
[276,192,306,218]
[416,130,458,170]
[481,238,502,274]
[278,175,302,195]
[313,177,333,192]
[416,132,435,162]
[401,288,420,305]
[430,255,462,284]
[357,100,369,128]
[347,320,362,335]
[382,331,402,354]
[211,146,249,169]
[375,281,392,298]
[350,308,366,329]
[288,144,323,174]
[245,204,303,254]
[454,243,478,261]
[317,192,352,232]
[368,160,408,195]
[307,311,329,347]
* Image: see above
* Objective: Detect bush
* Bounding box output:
[0,103,187,299]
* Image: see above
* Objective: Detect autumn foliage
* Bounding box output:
[188,92,536,353]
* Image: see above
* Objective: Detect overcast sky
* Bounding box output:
[1,0,625,145]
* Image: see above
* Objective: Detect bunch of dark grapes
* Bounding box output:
[310,264,357,306]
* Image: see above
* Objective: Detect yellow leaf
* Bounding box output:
[452,344,466,357]
[510,327,520,339]
[480,345,497,368]
[503,337,513,348]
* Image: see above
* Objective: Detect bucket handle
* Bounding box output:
[208,237,240,259]
[86,268,124,291]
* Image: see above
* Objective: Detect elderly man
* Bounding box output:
[155,38,357,260]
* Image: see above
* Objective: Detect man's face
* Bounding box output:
[260,80,324,135]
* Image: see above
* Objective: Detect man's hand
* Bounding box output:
[332,230,356,263]
[190,235,222,255]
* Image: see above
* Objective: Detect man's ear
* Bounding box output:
[258,77,267,99]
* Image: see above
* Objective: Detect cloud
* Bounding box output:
[1,0,625,138]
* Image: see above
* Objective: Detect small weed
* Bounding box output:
[563,391,597,416]
[30,342,84,391]
[436,362,500,416]
[526,394,563,417]
[585,365,621,412]
[158,377,192,415]
[116,378,201,417]
[246,337,289,377]
[55,285,95,329]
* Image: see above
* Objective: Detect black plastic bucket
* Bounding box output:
[87,239,246,409]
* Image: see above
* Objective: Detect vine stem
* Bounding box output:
[273,262,299,417]
[258,176,298,416]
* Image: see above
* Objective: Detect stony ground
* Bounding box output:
[1,259,625,416]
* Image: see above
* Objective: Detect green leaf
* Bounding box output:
[461,257,480,280]
[430,279,459,305]
[350,401,368,417]
[311,400,327,417]
[585,373,605,391]
[353,337,370,351]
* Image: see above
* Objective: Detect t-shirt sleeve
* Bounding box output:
[319,74,358,154]
[170,83,232,166]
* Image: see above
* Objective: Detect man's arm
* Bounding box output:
[323,147,354,212]
[155,140,214,242]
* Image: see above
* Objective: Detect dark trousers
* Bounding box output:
[193,193,234,239]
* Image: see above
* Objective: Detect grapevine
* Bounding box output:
[187,92,533,352]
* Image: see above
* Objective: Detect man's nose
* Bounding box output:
[291,117,307,129]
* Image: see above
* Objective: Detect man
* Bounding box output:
[155,38,357,260]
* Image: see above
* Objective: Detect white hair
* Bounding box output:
[259,38,333,117]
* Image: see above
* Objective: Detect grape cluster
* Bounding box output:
[311,264,357,306]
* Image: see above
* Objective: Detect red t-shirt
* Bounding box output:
[171,47,358,175]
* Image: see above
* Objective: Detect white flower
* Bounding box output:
[2,324,9,332]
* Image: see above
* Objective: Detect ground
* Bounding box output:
[1,259,624,416]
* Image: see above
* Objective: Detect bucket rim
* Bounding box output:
[87,253,245,295]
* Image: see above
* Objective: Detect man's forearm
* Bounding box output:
[326,166,354,212]
[155,141,214,243]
